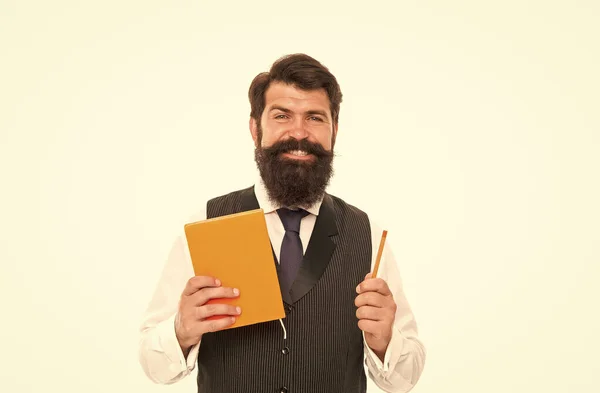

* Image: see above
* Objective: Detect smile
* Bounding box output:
[288,150,308,157]
[281,150,315,161]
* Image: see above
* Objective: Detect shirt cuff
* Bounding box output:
[152,314,200,373]
[364,327,404,378]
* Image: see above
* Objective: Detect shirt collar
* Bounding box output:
[254,174,323,216]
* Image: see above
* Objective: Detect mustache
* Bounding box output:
[261,138,333,158]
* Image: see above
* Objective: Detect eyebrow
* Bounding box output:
[269,105,329,119]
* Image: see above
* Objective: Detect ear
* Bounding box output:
[249,117,259,146]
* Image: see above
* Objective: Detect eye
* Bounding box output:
[274,114,288,120]
[308,116,324,122]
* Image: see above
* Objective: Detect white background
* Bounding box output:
[1,1,599,392]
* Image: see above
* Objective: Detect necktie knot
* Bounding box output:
[277,208,309,233]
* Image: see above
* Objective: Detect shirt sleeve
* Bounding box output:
[364,220,427,392]
[138,211,205,384]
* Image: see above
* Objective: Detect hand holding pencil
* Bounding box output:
[355,230,396,362]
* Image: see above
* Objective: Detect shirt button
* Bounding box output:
[281,347,289,355]
[279,387,288,393]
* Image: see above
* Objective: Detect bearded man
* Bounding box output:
[138,53,426,393]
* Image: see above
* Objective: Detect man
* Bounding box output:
[138,53,425,393]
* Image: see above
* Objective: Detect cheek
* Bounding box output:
[259,133,276,147]
[316,130,334,150]
[260,127,288,147]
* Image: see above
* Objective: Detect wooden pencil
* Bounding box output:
[372,230,388,278]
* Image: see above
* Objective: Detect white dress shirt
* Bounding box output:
[138,179,426,393]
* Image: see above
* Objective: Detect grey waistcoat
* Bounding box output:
[197,186,372,393]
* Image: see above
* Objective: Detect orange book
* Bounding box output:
[183,208,285,329]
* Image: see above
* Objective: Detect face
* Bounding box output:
[251,81,337,154]
[250,82,338,208]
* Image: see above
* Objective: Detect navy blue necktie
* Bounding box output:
[277,208,309,294]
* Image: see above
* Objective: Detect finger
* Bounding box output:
[190,286,240,306]
[356,277,392,296]
[183,276,221,296]
[196,303,242,320]
[357,319,384,338]
[199,316,237,334]
[355,305,386,321]
[354,292,386,308]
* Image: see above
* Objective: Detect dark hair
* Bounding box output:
[248,53,343,125]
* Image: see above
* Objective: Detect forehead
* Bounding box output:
[264,82,331,114]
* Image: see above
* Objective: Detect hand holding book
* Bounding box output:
[182,209,285,334]
[174,275,241,356]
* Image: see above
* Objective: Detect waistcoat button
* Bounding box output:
[279,387,288,393]
[281,347,289,355]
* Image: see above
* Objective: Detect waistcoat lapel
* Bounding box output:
[239,186,260,212]
[239,187,339,305]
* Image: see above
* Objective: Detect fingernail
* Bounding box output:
[236,306,241,314]
[215,279,221,286]
[356,285,361,293]
[233,288,239,296]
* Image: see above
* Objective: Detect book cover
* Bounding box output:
[184,209,285,329]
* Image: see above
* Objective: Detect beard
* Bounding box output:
[254,130,335,208]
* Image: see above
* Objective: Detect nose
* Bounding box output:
[288,118,309,140]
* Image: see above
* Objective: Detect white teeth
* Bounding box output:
[289,150,308,156]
